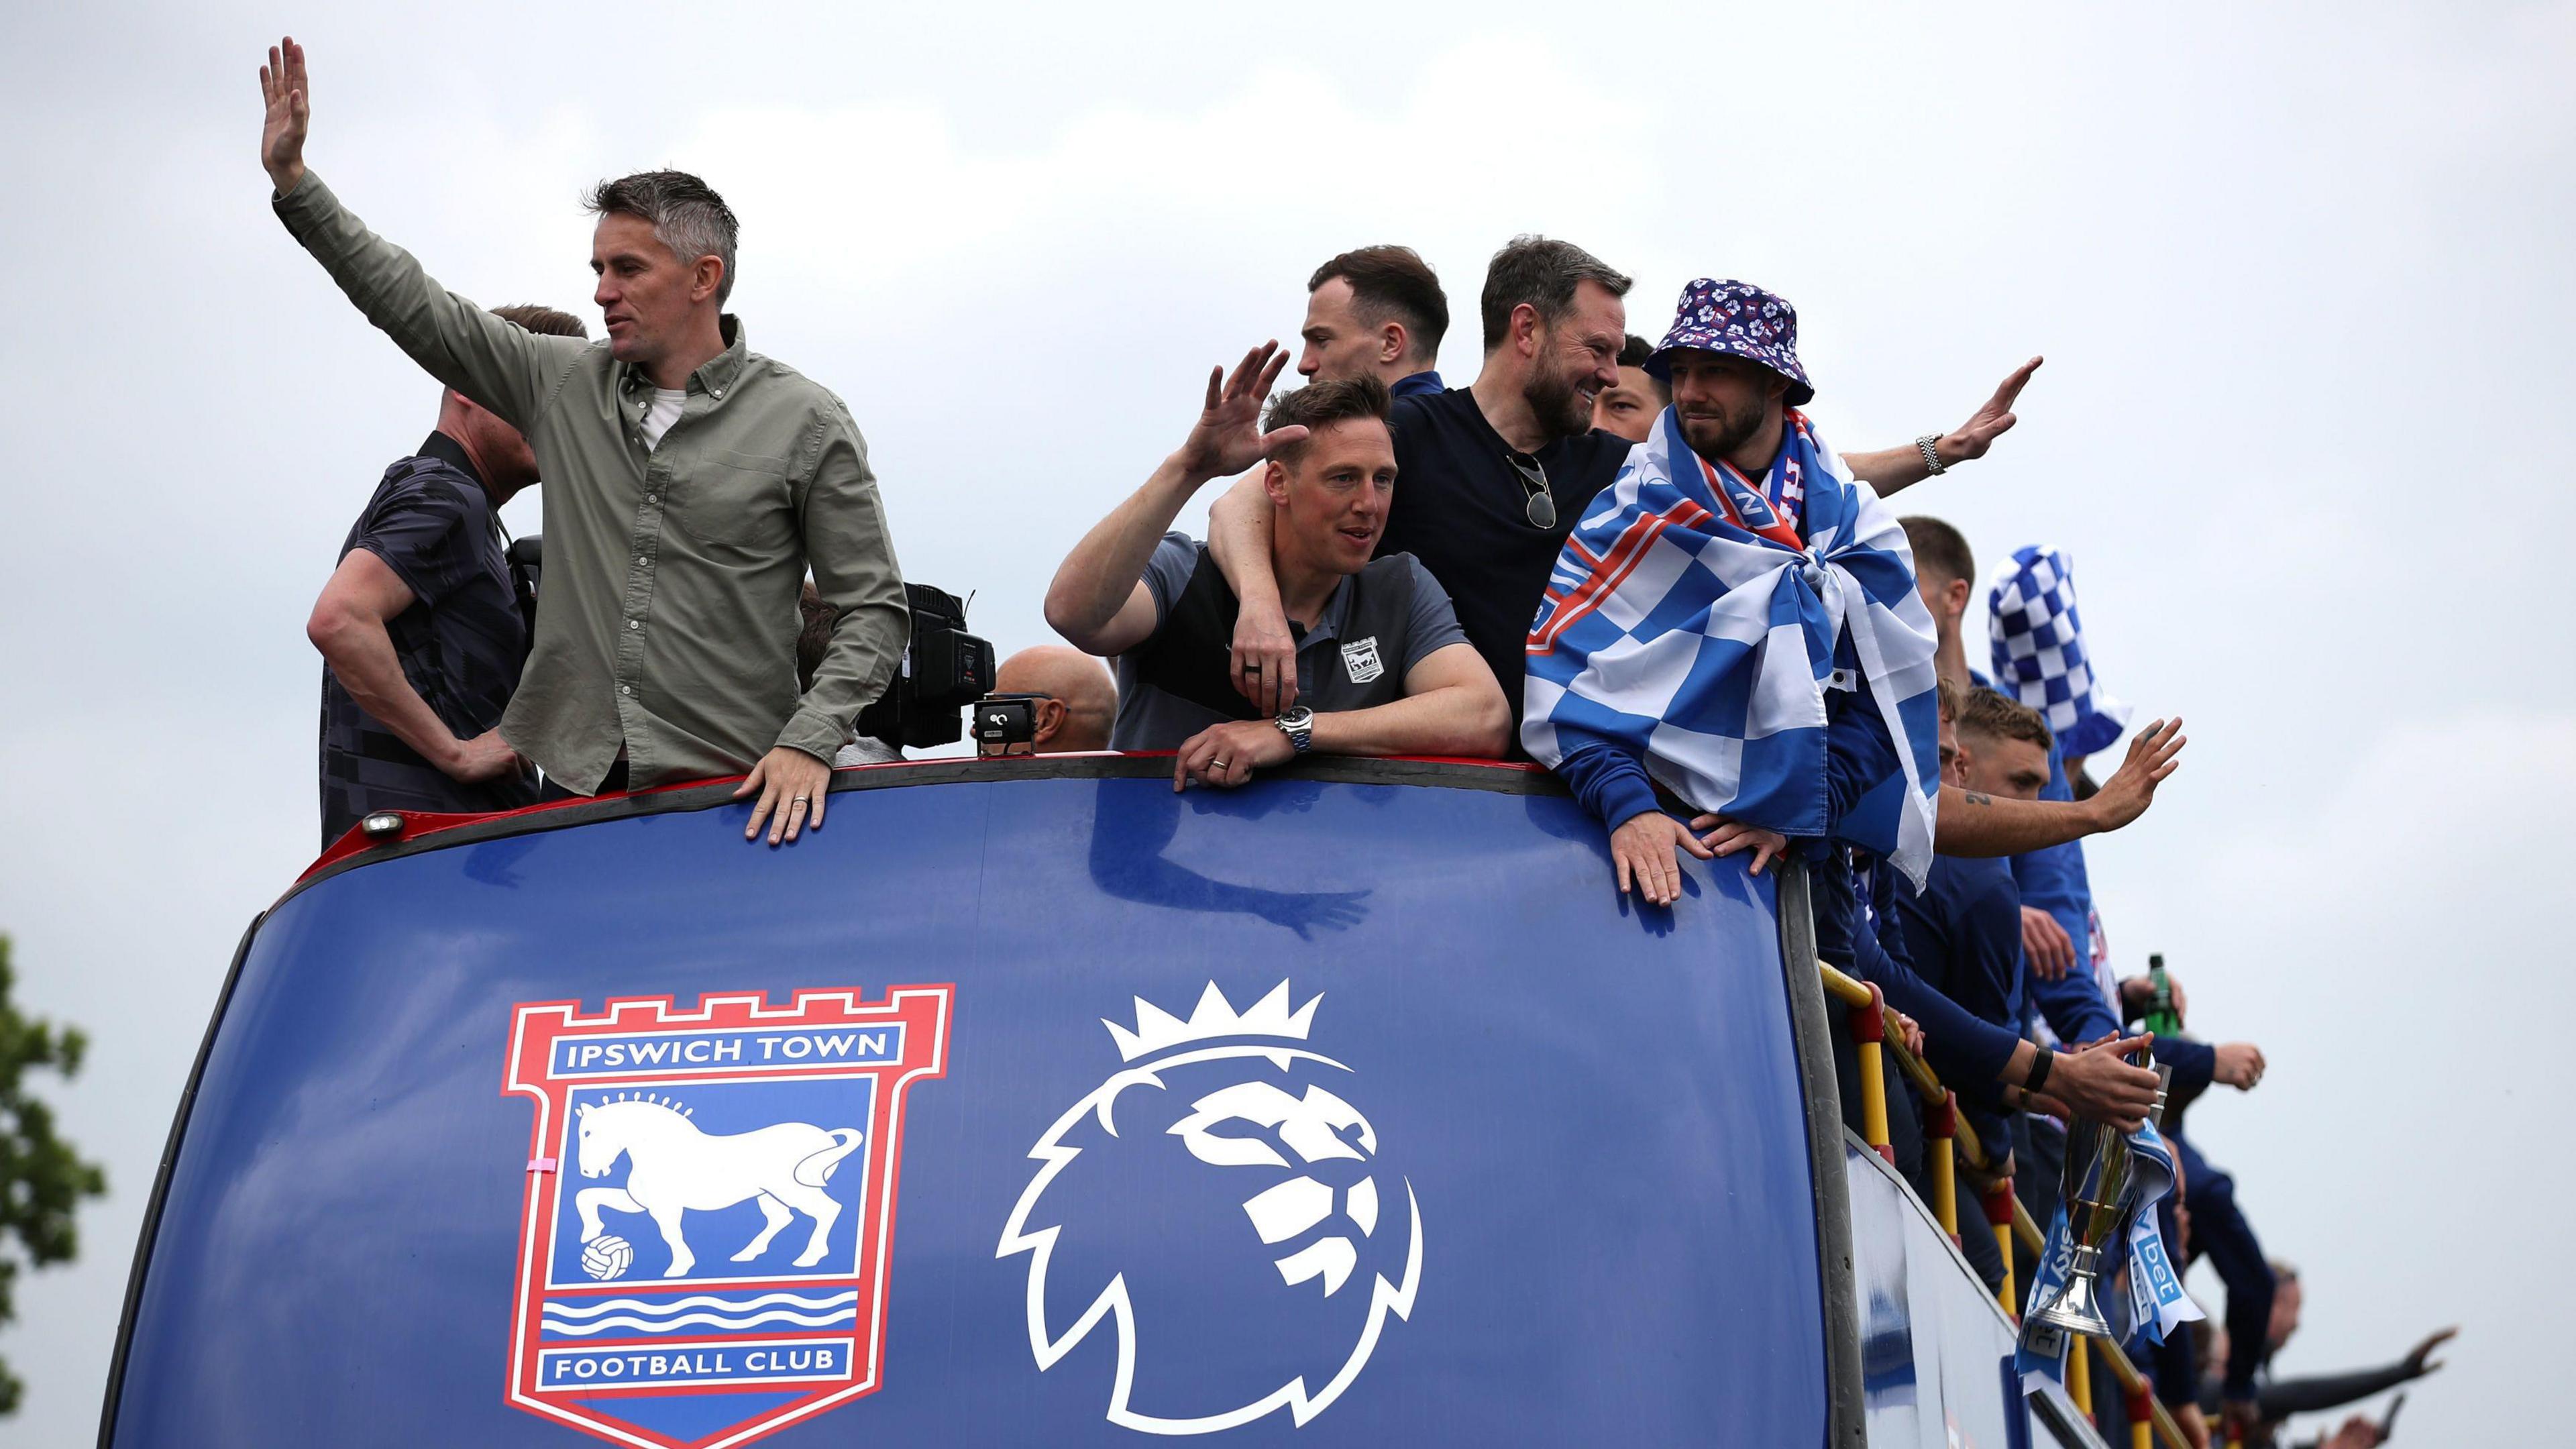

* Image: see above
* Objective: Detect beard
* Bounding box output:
[1520,352,1597,442]
[1678,404,1765,466]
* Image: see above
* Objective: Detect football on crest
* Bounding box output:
[582,1234,634,1281]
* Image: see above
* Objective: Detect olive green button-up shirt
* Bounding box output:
[276,172,906,794]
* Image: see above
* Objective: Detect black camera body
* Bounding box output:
[506,535,545,639]
[856,583,995,749]
[972,694,1041,757]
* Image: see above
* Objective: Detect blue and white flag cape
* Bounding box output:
[2015,1120,2203,1376]
[1521,407,1944,888]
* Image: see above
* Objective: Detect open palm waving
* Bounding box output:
[1939,356,2042,464]
[258,38,312,195]
[1172,341,1307,483]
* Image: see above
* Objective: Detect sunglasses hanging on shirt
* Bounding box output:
[1507,452,1557,531]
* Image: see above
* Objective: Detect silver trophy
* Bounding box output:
[2027,1067,2171,1339]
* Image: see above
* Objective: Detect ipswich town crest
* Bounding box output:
[502,984,953,1448]
[998,981,1422,1434]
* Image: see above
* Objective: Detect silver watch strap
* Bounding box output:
[1916,434,1947,476]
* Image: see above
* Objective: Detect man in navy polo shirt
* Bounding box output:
[1044,344,1509,789]
[307,303,587,843]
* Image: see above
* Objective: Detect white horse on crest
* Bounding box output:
[572,1094,865,1277]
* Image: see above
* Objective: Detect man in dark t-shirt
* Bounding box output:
[1214,237,1636,729]
[309,303,586,843]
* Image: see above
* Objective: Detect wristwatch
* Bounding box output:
[1915,433,1948,476]
[1275,706,1315,755]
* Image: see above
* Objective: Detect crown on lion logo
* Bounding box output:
[1103,980,1320,1063]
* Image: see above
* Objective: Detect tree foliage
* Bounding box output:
[0,934,107,1416]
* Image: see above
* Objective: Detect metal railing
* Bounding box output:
[1816,962,2188,1449]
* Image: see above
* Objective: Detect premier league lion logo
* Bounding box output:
[997,981,1423,1434]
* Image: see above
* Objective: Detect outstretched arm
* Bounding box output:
[2261,1327,2455,1421]
[259,37,578,430]
[1045,342,1306,657]
[1937,718,2184,855]
[1843,356,2043,495]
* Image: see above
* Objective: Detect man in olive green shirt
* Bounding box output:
[259,37,904,845]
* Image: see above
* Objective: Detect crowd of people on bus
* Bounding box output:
[260,37,2451,1448]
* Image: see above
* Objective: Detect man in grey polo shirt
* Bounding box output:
[259,38,904,847]
[1044,345,1510,790]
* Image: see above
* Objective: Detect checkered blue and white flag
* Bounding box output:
[1988,545,2131,759]
[1522,408,1943,888]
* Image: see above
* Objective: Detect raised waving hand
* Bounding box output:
[1939,356,2043,466]
[1172,341,1307,483]
[2086,717,2186,833]
[258,36,312,194]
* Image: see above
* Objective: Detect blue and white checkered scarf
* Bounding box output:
[1521,407,1944,888]
[1989,544,2131,759]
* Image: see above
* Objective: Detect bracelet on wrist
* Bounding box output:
[2023,1049,2054,1095]
[1916,434,1947,476]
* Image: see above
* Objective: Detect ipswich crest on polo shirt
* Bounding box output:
[502,984,953,1448]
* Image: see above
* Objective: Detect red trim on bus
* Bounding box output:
[299,753,1548,879]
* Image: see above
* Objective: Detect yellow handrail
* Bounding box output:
[1816,963,1992,1169]
[1820,961,2190,1449]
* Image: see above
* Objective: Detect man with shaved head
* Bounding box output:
[995,647,1118,753]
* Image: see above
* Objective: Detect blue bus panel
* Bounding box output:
[110,768,1830,1448]
[1847,1141,2024,1449]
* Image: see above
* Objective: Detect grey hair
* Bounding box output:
[584,170,741,307]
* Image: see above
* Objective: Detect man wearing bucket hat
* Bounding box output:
[1524,280,2178,1151]
[1523,281,2185,911]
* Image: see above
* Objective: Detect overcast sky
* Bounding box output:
[2,2,2567,1442]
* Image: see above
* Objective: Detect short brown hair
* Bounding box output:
[1263,375,1393,470]
[1310,246,1448,364]
[1479,235,1631,353]
[1935,677,1964,724]
[1900,515,1974,586]
[1956,686,2052,752]
[491,303,589,340]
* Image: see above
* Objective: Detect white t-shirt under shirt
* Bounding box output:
[641,388,686,450]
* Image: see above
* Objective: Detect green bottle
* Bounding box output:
[2143,952,2183,1038]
